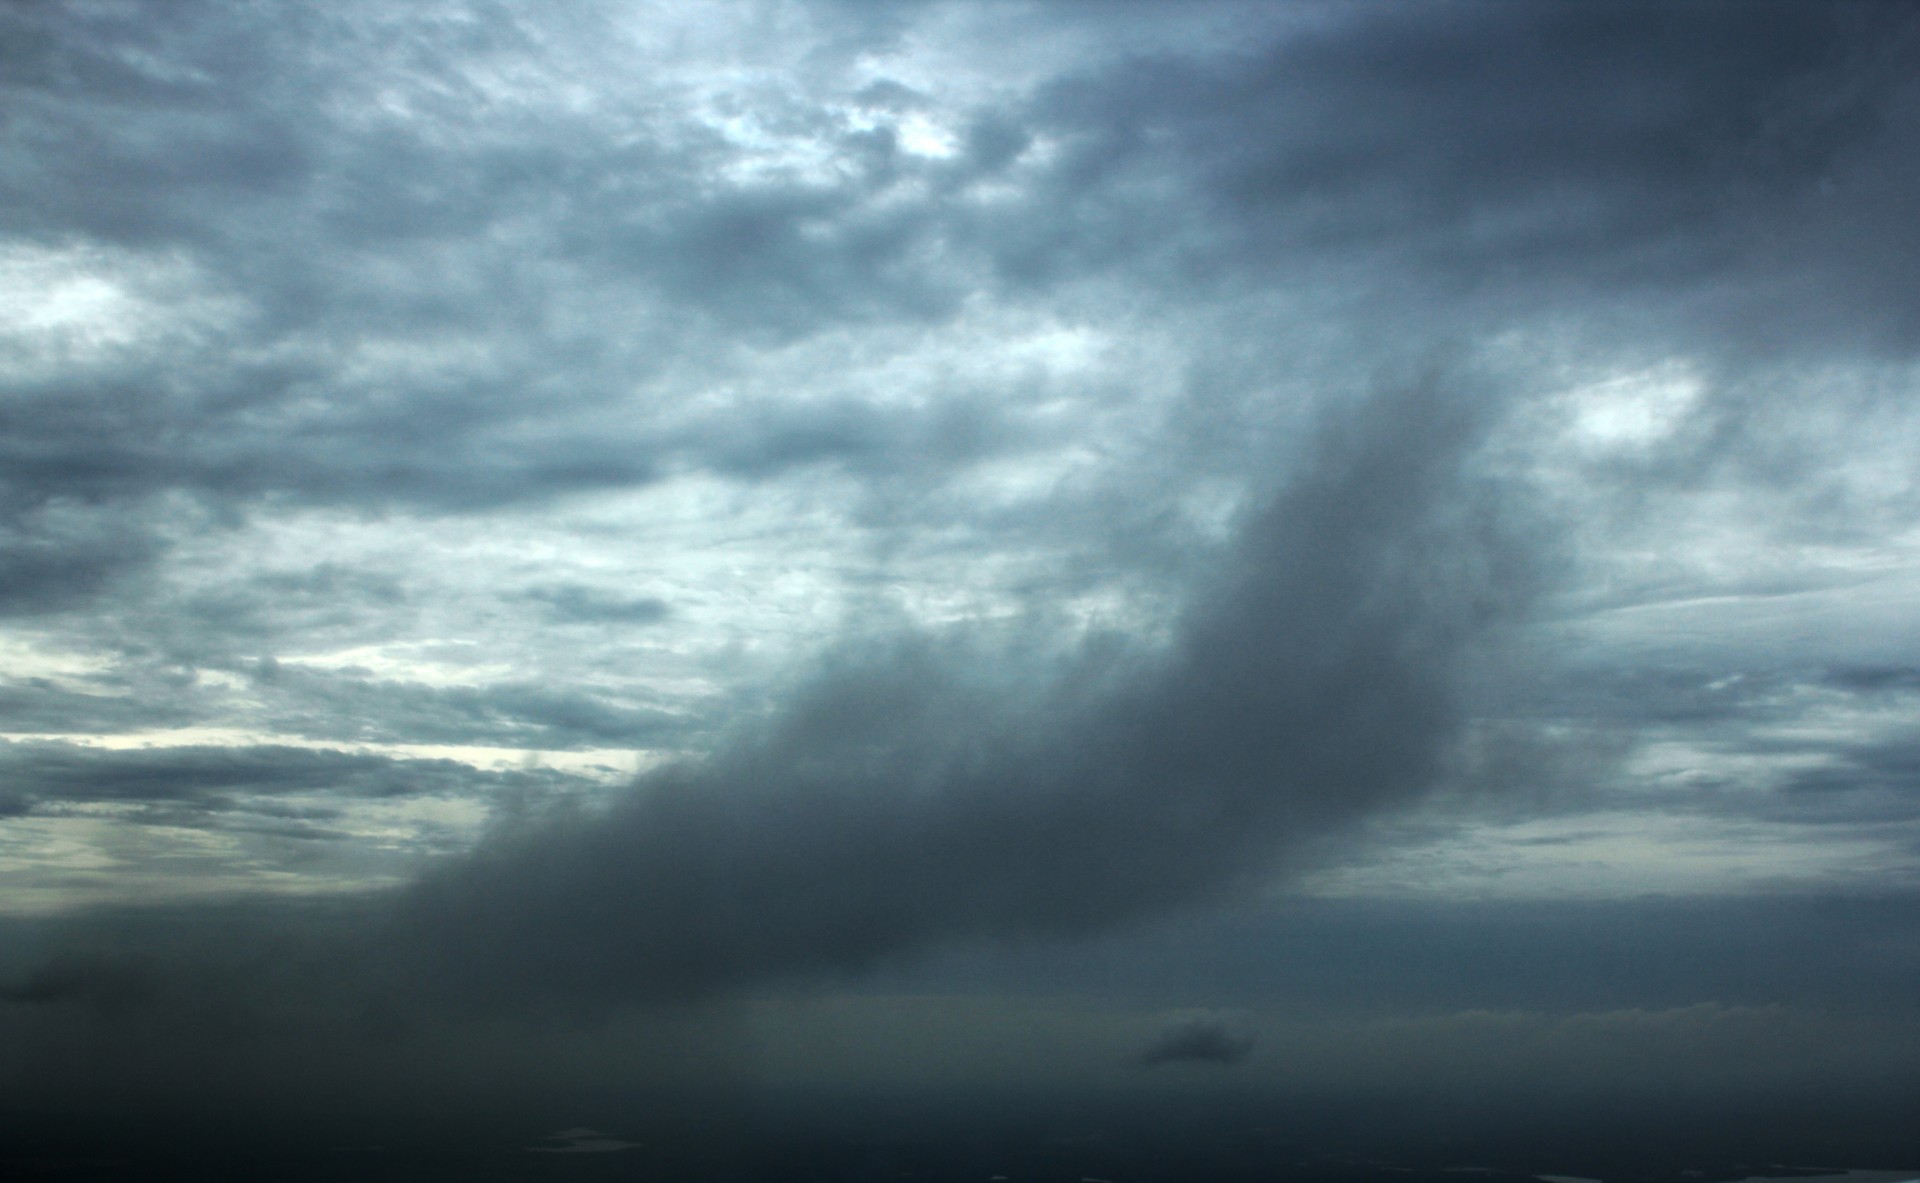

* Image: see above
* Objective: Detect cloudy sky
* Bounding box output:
[3,0,1920,1163]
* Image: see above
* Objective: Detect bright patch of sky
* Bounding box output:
[1306,808,1920,900]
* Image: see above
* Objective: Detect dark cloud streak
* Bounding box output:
[0,740,593,817]
[394,371,1529,1005]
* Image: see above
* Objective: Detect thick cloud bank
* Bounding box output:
[0,373,1527,1124]
[394,375,1521,1004]
[3,371,1523,1006]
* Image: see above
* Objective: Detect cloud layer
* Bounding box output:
[394,372,1527,1004]
[2,0,1919,1154]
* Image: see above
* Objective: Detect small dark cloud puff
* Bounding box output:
[1134,1011,1254,1068]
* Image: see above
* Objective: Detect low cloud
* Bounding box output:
[1134,1011,1254,1068]
[390,371,1530,1006]
[4,0,1919,1149]
[3,369,1532,1031]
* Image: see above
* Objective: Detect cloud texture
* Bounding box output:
[394,372,1524,1004]
[3,0,1920,1159]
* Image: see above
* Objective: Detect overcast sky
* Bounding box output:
[3,0,1920,1160]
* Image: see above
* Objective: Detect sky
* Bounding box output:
[3,0,1920,1166]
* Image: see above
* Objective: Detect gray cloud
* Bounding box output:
[1134,1011,1253,1067]
[389,371,1530,1005]
[0,510,160,618]
[0,1,1907,575]
[0,740,592,819]
[0,677,200,737]
[1774,733,1920,827]
[3,366,1529,1020]
[244,661,692,750]
[4,0,1920,1156]
[1007,2,1920,354]
[523,584,671,626]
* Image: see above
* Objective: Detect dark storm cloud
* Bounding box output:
[3,366,1530,1013]
[0,0,1896,892]
[391,370,1531,1004]
[0,369,1549,1134]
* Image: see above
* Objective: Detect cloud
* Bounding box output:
[1,0,1911,660]
[1134,1010,1253,1067]
[243,663,693,750]
[0,509,160,618]
[3,0,1920,1152]
[0,740,593,823]
[388,369,1531,1006]
[523,585,672,626]
[0,950,158,1010]
[1772,731,1920,828]
[887,0,1920,457]
[1,365,1531,1020]
[0,678,202,736]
